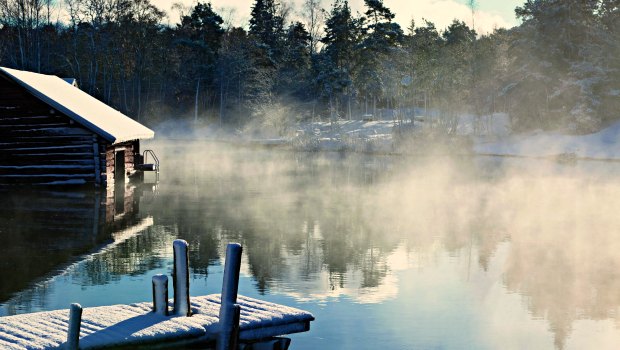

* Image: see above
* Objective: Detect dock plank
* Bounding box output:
[0,295,314,349]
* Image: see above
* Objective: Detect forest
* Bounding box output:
[1,0,619,135]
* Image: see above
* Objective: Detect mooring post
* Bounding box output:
[152,274,169,316]
[217,243,243,350]
[229,304,241,349]
[66,303,82,350]
[173,239,191,316]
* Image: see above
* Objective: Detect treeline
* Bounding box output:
[0,0,619,134]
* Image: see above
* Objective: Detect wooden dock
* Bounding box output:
[0,241,314,349]
[0,294,313,349]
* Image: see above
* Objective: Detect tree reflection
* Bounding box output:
[0,184,153,308]
[147,145,405,298]
[499,176,620,349]
[8,142,620,349]
[152,146,620,349]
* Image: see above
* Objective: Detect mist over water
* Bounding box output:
[3,140,620,349]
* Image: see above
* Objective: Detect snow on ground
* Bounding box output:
[474,121,620,160]
[154,113,620,160]
[294,120,396,152]
[293,115,620,160]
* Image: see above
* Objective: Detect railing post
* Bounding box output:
[66,303,82,350]
[173,239,190,316]
[217,243,243,350]
[152,274,168,316]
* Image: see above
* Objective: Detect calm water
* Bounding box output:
[2,141,620,349]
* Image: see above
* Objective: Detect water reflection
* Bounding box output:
[4,143,620,349]
[150,145,620,348]
[150,145,402,298]
[0,183,155,312]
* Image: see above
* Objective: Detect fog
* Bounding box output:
[136,137,620,348]
[3,136,620,348]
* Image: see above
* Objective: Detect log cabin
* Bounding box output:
[0,67,155,187]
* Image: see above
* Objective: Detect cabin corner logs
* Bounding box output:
[0,67,152,188]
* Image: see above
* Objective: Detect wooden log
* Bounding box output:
[0,144,92,153]
[0,126,93,137]
[0,153,94,161]
[0,159,95,166]
[0,122,67,129]
[0,166,96,176]
[93,136,101,186]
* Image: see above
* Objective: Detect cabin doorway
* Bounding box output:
[114,150,126,215]
[115,150,125,183]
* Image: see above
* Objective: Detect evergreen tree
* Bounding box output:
[356,0,403,116]
[403,19,442,113]
[177,2,225,122]
[321,0,360,70]
[215,27,254,125]
[512,0,606,131]
[180,2,224,53]
[432,20,476,131]
[249,0,285,62]
[280,22,312,98]
[319,0,362,118]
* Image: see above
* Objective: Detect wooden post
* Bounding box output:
[66,303,82,350]
[230,304,240,349]
[217,303,240,350]
[173,239,191,316]
[217,243,243,350]
[220,243,242,307]
[152,274,168,316]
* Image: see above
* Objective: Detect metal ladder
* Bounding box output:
[138,149,160,183]
[142,149,159,172]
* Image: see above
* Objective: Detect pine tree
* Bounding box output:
[512,0,605,131]
[249,0,285,62]
[356,0,403,116]
[321,0,360,70]
[319,0,362,119]
[433,20,476,131]
[400,20,442,118]
[280,22,312,98]
[177,2,225,122]
[180,2,224,54]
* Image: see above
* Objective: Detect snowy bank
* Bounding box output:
[153,115,620,160]
[475,121,620,160]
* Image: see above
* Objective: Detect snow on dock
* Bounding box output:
[0,294,313,349]
[0,240,314,349]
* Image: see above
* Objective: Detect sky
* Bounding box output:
[154,0,525,35]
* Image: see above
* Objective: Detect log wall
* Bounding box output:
[0,74,109,186]
[104,140,139,187]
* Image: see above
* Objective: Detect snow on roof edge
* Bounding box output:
[0,67,154,145]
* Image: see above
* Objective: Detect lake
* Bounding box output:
[2,140,620,349]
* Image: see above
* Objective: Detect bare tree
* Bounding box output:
[301,0,324,55]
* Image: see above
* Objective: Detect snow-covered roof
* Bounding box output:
[62,77,78,87]
[0,67,154,144]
